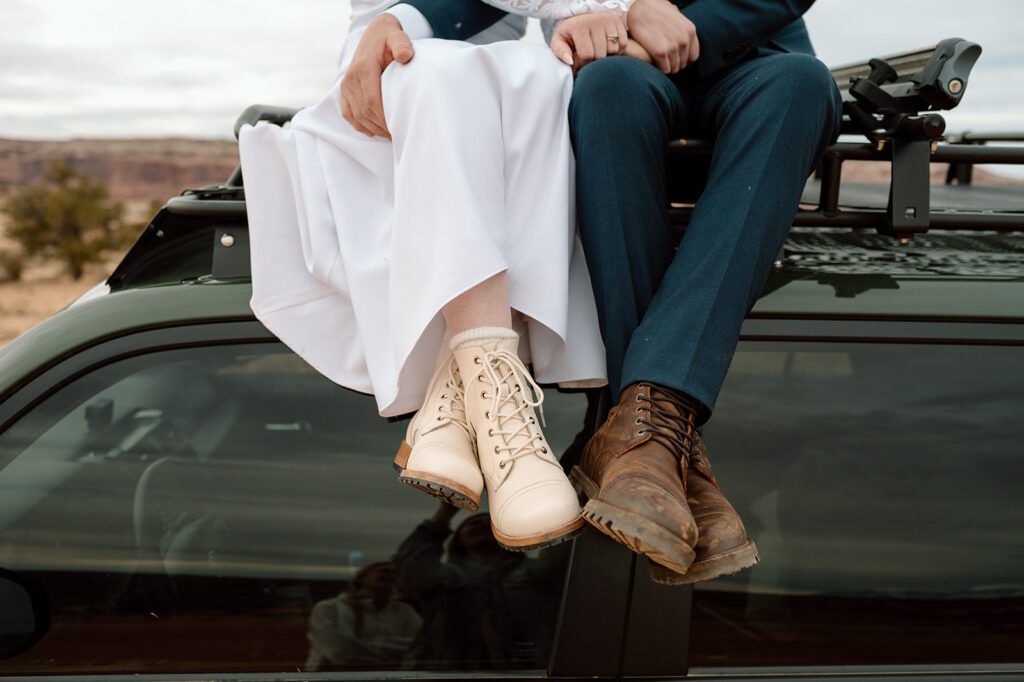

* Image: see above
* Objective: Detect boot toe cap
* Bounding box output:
[493,478,581,539]
[600,474,697,541]
[692,510,748,554]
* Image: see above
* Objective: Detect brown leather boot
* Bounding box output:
[649,427,760,585]
[570,382,699,574]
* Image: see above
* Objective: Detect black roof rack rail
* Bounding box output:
[667,37,1022,241]
[669,136,1024,240]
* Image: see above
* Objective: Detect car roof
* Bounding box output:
[1,183,1021,401]
[756,228,1024,319]
[0,282,254,404]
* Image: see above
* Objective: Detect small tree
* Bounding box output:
[2,160,126,279]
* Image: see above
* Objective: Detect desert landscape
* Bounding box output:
[1,136,1020,347]
[0,137,240,346]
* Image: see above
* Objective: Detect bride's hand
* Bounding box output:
[550,14,628,73]
[340,13,414,139]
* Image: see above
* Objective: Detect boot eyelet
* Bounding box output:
[485,410,492,420]
[635,394,642,402]
[635,418,642,425]
[478,375,485,382]
[529,417,535,424]
[481,392,488,399]
[637,429,647,435]
[437,416,443,421]
[515,384,521,392]
[541,447,548,453]
[494,446,500,454]
[488,428,494,437]
[473,356,482,365]
[499,461,507,469]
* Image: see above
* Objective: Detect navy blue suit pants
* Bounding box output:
[569,52,841,421]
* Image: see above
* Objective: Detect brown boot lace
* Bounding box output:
[633,383,701,489]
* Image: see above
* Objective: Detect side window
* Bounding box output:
[0,342,588,675]
[689,341,1024,668]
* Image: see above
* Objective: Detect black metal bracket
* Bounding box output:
[887,137,932,238]
[212,226,250,280]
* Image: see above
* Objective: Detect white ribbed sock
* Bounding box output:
[449,326,517,351]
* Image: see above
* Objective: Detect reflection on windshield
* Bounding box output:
[391,503,569,669]
[0,343,584,675]
[305,561,421,670]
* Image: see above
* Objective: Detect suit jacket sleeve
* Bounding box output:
[682,0,815,77]
[399,0,634,39]
[398,0,511,40]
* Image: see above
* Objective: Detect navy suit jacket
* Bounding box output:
[399,0,816,78]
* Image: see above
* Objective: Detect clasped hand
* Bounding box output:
[339,0,698,138]
[553,0,698,75]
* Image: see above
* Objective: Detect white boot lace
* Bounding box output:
[478,349,550,469]
[422,359,471,439]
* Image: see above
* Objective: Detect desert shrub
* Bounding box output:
[1,160,127,280]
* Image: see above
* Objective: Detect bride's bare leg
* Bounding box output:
[439,272,582,550]
[441,272,513,335]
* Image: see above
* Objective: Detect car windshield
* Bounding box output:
[0,342,589,674]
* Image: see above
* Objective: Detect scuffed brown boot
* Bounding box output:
[569,383,699,574]
[649,429,760,585]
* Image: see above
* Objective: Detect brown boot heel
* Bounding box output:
[394,441,481,512]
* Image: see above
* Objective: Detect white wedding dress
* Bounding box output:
[238,0,628,416]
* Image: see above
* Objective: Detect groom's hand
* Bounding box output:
[340,13,415,139]
[550,14,628,73]
[626,0,698,74]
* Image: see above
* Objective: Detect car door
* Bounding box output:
[680,315,1024,676]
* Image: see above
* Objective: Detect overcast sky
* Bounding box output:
[1,0,1022,141]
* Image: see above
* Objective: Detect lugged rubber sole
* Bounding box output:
[394,441,481,513]
[570,465,696,574]
[491,515,584,552]
[648,539,760,584]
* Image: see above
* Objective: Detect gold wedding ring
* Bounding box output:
[607,34,620,44]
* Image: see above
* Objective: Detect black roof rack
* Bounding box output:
[113,38,1022,286]
[219,39,1023,244]
[670,37,1024,240]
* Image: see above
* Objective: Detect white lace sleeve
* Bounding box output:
[478,0,633,20]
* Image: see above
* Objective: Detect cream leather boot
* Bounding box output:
[451,327,583,550]
[394,354,483,512]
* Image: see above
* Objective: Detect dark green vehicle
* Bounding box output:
[1,40,1022,682]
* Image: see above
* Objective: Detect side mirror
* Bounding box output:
[0,568,49,660]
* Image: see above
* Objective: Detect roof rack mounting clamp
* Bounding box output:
[886,137,931,240]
